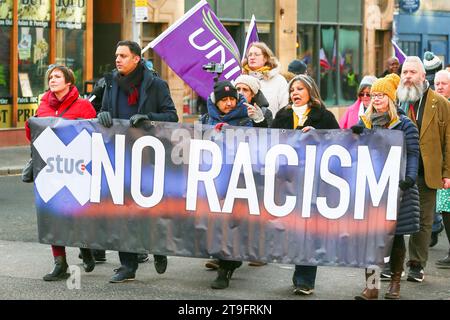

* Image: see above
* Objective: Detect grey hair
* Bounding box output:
[435,69,450,81]
[404,56,426,74]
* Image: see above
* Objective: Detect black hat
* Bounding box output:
[288,59,307,75]
[213,80,238,104]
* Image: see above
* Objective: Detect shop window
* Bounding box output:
[338,27,361,105]
[17,0,51,127]
[244,0,274,21]
[320,26,336,106]
[297,25,317,80]
[0,1,12,128]
[399,40,420,57]
[218,0,243,20]
[319,0,337,23]
[297,0,318,23]
[339,0,362,24]
[56,0,87,92]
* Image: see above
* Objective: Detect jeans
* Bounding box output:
[293,265,317,289]
[119,252,138,273]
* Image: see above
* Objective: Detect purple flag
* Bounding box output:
[242,14,259,60]
[391,40,407,65]
[146,0,241,100]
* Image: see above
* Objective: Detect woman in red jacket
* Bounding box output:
[26,65,97,281]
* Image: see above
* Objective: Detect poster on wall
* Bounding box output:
[56,0,86,30]
[0,0,12,26]
[18,0,51,26]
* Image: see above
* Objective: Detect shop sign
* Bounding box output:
[56,0,86,30]
[18,0,51,27]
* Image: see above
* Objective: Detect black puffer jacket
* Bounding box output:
[271,104,339,130]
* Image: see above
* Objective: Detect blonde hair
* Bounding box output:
[288,74,325,109]
[242,42,279,70]
[365,98,398,124]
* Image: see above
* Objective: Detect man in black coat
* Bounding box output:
[97,40,178,283]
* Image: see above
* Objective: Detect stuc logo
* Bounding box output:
[33,127,92,205]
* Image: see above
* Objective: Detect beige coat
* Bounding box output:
[407,89,450,189]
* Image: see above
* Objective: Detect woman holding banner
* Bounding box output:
[352,74,420,300]
[271,74,339,295]
[25,65,97,281]
[241,42,288,117]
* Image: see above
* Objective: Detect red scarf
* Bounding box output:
[48,89,71,111]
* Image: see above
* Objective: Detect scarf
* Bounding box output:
[292,104,309,127]
[370,112,391,128]
[243,65,272,80]
[48,87,72,110]
[115,62,144,106]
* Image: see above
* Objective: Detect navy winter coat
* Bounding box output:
[361,112,420,235]
[201,94,254,127]
[101,65,178,123]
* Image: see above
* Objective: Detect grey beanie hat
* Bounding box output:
[423,51,443,73]
[358,75,377,91]
[233,74,261,95]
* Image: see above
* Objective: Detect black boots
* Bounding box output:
[43,256,70,281]
[210,260,242,289]
[154,255,168,274]
[80,248,95,273]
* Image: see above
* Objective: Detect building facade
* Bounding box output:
[394,0,450,67]
[0,0,396,146]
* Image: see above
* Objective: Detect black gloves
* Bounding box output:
[399,176,415,191]
[350,125,364,134]
[130,114,149,127]
[97,111,113,128]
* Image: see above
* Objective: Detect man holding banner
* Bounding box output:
[96,40,178,283]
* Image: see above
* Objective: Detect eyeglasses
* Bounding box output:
[370,93,386,100]
[358,93,371,98]
[247,53,263,58]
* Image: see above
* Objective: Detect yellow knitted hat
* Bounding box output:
[370,73,400,102]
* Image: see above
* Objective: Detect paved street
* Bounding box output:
[0,174,449,301]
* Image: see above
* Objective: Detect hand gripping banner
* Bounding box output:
[28,118,406,267]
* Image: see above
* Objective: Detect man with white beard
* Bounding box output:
[397,56,450,282]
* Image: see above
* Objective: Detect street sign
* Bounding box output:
[399,0,420,14]
[135,0,148,22]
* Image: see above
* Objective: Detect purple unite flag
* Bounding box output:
[242,14,259,60]
[391,39,407,64]
[146,0,241,100]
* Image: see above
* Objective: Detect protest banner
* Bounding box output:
[28,118,405,267]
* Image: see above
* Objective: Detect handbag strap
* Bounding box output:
[57,97,78,118]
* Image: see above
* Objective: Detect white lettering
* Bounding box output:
[354,146,401,220]
[186,140,221,212]
[316,145,351,219]
[90,133,125,205]
[222,143,259,215]
[131,136,165,208]
[264,144,298,217]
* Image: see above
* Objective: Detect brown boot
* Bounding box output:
[384,272,401,299]
[354,268,379,300]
